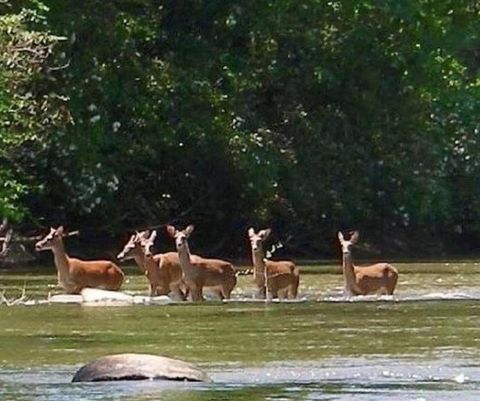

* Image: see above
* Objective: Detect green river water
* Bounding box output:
[0,262,479,400]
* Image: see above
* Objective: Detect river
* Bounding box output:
[0,262,479,400]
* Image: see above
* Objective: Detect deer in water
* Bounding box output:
[166,224,237,301]
[337,231,398,296]
[247,228,300,299]
[140,230,189,299]
[35,226,124,294]
[117,231,186,299]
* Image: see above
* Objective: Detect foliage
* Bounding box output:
[0,1,70,221]
[1,1,480,256]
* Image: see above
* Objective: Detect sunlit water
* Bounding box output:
[1,262,480,400]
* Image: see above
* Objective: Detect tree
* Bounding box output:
[0,0,70,221]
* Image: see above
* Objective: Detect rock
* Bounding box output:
[80,289,175,306]
[81,288,134,304]
[72,353,210,382]
[48,294,83,304]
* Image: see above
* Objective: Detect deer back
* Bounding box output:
[68,257,124,290]
[157,252,184,283]
[265,260,296,276]
[190,257,235,286]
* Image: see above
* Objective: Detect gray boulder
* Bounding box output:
[72,353,210,382]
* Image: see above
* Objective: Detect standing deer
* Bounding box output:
[337,231,398,296]
[117,231,187,299]
[166,224,237,301]
[35,226,124,294]
[247,228,300,299]
[117,231,149,274]
[140,230,188,299]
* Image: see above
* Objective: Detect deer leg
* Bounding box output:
[222,276,236,300]
[267,285,278,300]
[149,284,157,297]
[387,275,398,295]
[198,286,205,301]
[170,282,186,300]
[189,284,204,302]
[277,288,288,299]
[222,286,233,300]
[290,271,300,299]
[256,286,266,299]
[182,282,190,300]
[215,288,225,300]
[156,283,170,296]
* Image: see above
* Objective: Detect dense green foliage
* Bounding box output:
[1,1,480,256]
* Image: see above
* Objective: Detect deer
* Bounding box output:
[166,224,237,301]
[139,230,189,300]
[247,228,300,299]
[337,231,398,296]
[35,226,124,294]
[117,230,188,299]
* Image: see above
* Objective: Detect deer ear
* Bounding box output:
[150,230,157,241]
[261,228,271,239]
[248,227,255,237]
[350,231,359,244]
[338,232,344,242]
[184,225,194,236]
[166,225,176,238]
[56,226,64,236]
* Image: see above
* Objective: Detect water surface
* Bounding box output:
[1,262,479,400]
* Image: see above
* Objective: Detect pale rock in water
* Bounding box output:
[72,353,210,382]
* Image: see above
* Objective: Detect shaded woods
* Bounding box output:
[1,1,480,259]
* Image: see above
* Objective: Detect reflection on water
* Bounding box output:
[0,262,480,400]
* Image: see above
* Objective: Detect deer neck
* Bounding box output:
[177,242,195,277]
[144,255,159,278]
[251,246,266,281]
[342,252,358,293]
[132,252,146,272]
[51,240,71,283]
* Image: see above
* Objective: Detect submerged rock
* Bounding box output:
[81,288,174,306]
[48,294,83,304]
[72,353,210,382]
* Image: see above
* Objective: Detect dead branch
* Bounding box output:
[0,229,12,258]
[0,230,79,243]
[0,282,27,306]
[48,60,71,72]
[0,225,78,260]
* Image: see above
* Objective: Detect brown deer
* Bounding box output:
[166,224,237,301]
[140,230,189,299]
[337,231,398,296]
[247,228,300,299]
[117,231,188,299]
[35,226,124,294]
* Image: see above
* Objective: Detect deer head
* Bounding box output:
[117,233,143,260]
[141,230,157,258]
[338,231,359,254]
[247,227,272,252]
[167,224,194,251]
[35,226,64,251]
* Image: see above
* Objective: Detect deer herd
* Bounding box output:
[35,225,399,300]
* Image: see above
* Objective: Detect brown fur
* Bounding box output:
[167,225,237,301]
[146,252,187,299]
[117,233,187,299]
[36,227,124,294]
[248,228,300,299]
[338,231,398,296]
